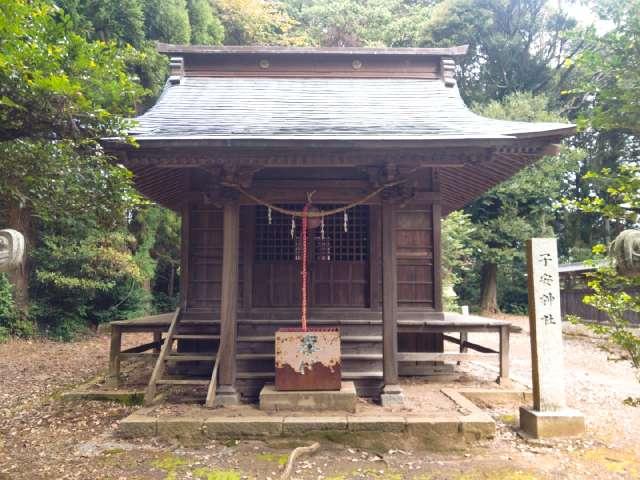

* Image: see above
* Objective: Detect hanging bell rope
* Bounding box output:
[221,172,415,218]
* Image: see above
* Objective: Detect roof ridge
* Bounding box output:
[156,43,470,57]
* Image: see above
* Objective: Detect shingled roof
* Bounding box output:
[108,44,575,212]
[131,76,573,141]
[127,44,572,144]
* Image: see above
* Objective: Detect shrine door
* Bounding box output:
[252,204,370,308]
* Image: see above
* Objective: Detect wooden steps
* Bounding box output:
[145,313,386,402]
[165,353,216,362]
[144,308,219,406]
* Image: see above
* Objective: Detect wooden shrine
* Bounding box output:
[104,44,574,405]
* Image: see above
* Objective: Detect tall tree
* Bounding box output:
[60,0,147,47]
[0,0,144,315]
[187,0,225,44]
[214,0,307,45]
[418,0,581,103]
[458,93,582,314]
[282,0,429,47]
[144,0,192,44]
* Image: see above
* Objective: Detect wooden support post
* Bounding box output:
[381,199,403,405]
[498,325,511,386]
[107,325,122,387]
[459,332,468,353]
[153,331,162,354]
[217,200,240,405]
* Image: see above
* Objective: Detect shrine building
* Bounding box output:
[104,44,574,406]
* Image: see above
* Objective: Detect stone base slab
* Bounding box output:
[259,382,356,413]
[117,387,495,444]
[118,413,495,442]
[519,407,585,438]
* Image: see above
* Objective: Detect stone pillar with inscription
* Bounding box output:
[520,238,585,438]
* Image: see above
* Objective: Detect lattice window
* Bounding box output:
[255,204,369,262]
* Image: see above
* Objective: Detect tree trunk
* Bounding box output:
[5,203,30,314]
[479,262,499,315]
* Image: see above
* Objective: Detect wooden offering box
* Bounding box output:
[275,328,341,391]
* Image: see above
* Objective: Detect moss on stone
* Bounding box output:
[455,470,539,480]
[152,454,189,480]
[581,448,639,477]
[192,467,243,480]
[256,452,288,466]
[499,413,517,425]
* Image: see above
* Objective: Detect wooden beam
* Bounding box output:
[381,199,399,385]
[217,200,240,401]
[121,339,164,354]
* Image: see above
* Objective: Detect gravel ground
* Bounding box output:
[1,318,639,479]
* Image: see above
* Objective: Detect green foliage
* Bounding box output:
[144,0,192,44]
[418,0,580,103]
[576,261,640,378]
[0,274,35,341]
[568,1,640,135]
[283,0,428,47]
[0,0,149,339]
[455,92,583,312]
[188,0,225,44]
[570,163,640,381]
[59,0,147,47]
[441,211,475,310]
[569,162,640,226]
[0,0,144,142]
[215,0,308,45]
[129,206,181,313]
[30,231,148,338]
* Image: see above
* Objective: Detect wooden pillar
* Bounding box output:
[381,199,404,405]
[217,200,240,404]
[432,201,443,313]
[107,325,122,387]
[153,331,162,354]
[498,325,511,386]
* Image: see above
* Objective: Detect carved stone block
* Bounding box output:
[0,229,25,273]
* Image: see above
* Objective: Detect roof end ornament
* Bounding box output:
[440,57,456,88]
[169,57,184,85]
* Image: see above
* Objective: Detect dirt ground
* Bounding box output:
[1,316,640,480]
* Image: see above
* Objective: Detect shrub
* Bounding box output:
[0,273,35,341]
